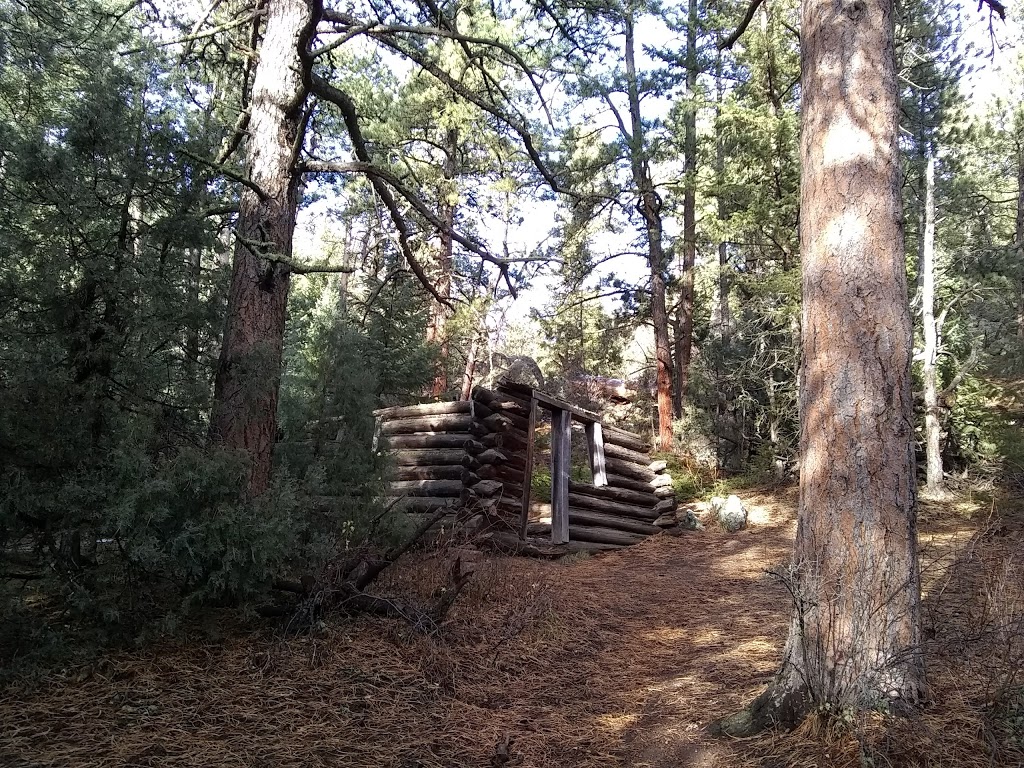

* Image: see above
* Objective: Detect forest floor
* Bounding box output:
[3,385,1024,767]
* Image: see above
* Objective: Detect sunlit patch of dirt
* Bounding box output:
[2,484,1022,767]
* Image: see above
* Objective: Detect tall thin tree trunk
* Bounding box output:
[716,0,925,734]
[624,12,673,451]
[920,154,943,495]
[210,0,316,497]
[460,334,480,401]
[673,0,698,419]
[1016,138,1024,339]
[428,128,457,397]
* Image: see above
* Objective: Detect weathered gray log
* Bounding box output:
[567,492,660,521]
[461,469,481,486]
[568,480,659,508]
[491,383,533,408]
[382,433,475,450]
[649,474,674,489]
[489,408,529,432]
[473,386,532,416]
[480,433,505,450]
[649,459,668,473]
[586,421,608,486]
[467,479,504,498]
[601,426,650,454]
[568,508,662,535]
[654,513,678,527]
[392,449,466,466]
[481,531,624,557]
[606,473,658,494]
[374,401,471,419]
[471,400,494,420]
[479,415,512,434]
[386,497,461,513]
[519,396,539,539]
[568,525,648,546]
[551,408,571,545]
[605,457,657,482]
[603,442,653,466]
[653,498,677,514]
[380,414,478,436]
[394,465,464,481]
[389,479,463,497]
[653,486,677,498]
[477,464,526,485]
[474,448,508,465]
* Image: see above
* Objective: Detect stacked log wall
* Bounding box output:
[376,385,684,552]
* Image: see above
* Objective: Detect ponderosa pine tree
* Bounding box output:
[715,0,926,732]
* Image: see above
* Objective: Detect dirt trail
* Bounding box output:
[2,482,1022,767]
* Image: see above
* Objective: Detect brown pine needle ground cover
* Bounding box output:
[2,488,1023,768]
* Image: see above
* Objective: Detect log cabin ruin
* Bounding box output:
[373,382,682,555]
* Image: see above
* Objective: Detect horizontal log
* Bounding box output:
[382,433,475,451]
[649,459,668,473]
[471,400,493,420]
[386,497,461,513]
[602,426,650,454]
[491,408,529,432]
[602,442,652,466]
[380,414,477,436]
[568,480,659,508]
[394,465,465,481]
[483,413,515,433]
[489,384,533,409]
[480,433,505,450]
[392,449,466,466]
[567,492,659,521]
[475,448,508,465]
[606,473,657,494]
[605,457,657,483]
[474,385,531,413]
[468,479,504,497]
[477,464,527,485]
[569,508,662,535]
[388,479,463,497]
[374,401,471,419]
[480,531,624,557]
[653,486,677,498]
[568,525,648,547]
[461,470,480,486]
[653,498,677,515]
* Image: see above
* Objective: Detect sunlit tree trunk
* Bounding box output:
[210,0,316,497]
[920,154,943,495]
[624,12,673,451]
[716,0,926,733]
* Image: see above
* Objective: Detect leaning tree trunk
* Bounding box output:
[210,0,315,497]
[715,0,926,734]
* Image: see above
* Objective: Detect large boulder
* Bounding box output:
[711,494,748,532]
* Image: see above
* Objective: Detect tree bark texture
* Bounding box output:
[210,0,317,496]
[721,0,926,732]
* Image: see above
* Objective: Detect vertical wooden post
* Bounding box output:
[519,397,538,540]
[585,421,607,487]
[551,408,571,545]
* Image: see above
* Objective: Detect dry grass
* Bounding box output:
[2,487,1023,768]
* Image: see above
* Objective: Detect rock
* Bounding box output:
[648,459,668,473]
[678,508,703,531]
[712,494,747,532]
[653,486,676,498]
[649,474,673,489]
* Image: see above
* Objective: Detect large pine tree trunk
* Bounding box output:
[210,0,316,497]
[716,0,926,734]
